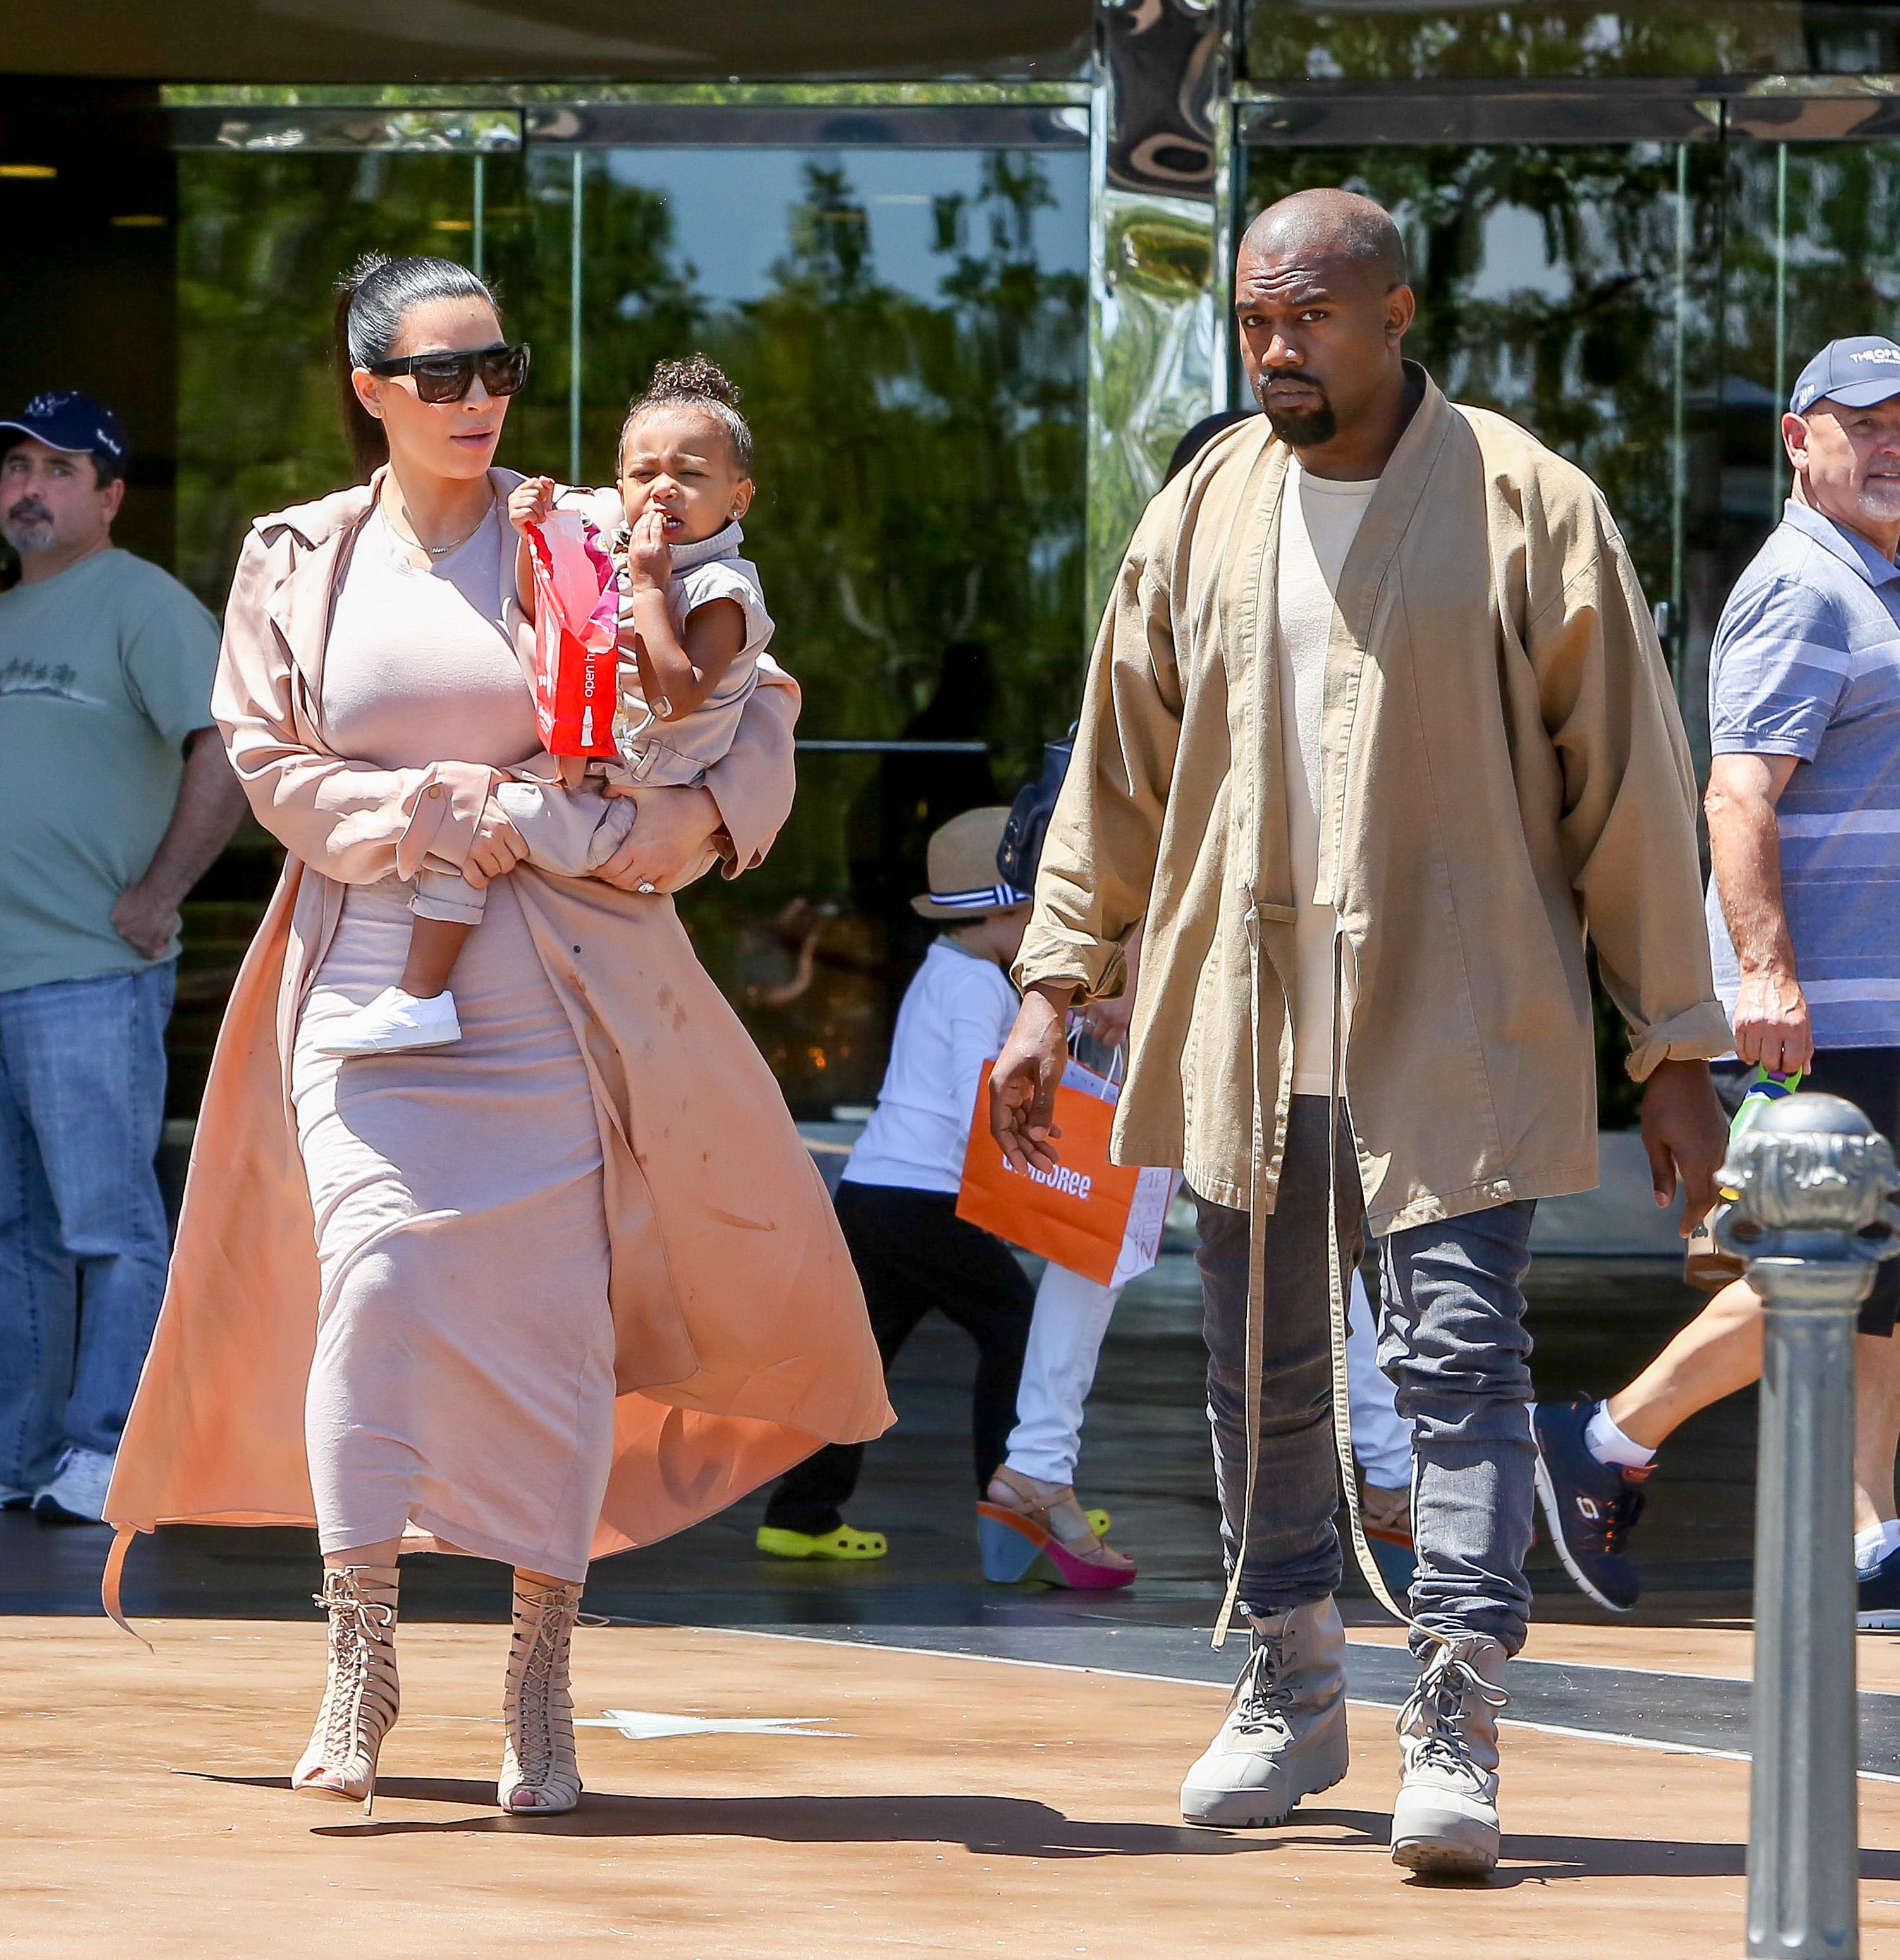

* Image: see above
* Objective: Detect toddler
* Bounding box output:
[321,355,774,1056]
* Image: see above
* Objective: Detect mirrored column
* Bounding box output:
[1087,0,1235,619]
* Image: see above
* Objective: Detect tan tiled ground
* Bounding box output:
[6,1618,1900,1958]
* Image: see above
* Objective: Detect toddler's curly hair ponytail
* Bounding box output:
[619,354,754,474]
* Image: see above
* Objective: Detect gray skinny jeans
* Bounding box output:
[1195,1094,1537,1656]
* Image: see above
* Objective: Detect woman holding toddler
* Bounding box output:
[101,253,890,1817]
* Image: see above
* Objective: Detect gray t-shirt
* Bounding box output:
[0,547,221,993]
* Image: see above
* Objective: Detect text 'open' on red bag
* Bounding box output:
[528,513,620,759]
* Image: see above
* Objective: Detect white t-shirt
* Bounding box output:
[1275,462,1379,1096]
[842,937,1021,1194]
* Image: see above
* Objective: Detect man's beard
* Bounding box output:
[1,500,53,553]
[1255,371,1337,449]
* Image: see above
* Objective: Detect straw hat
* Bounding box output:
[911,806,1034,921]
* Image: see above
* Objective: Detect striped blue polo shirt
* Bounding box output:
[1706,498,1900,1048]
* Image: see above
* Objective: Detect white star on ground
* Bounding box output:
[574,1709,847,1741]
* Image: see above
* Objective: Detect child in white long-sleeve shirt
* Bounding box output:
[757,807,1035,1561]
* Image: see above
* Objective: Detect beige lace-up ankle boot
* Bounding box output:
[1390,1633,1510,1875]
[292,1564,401,1815]
[498,1576,585,1815]
[1180,1595,1349,1827]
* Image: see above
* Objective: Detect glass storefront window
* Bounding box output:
[1725,139,1900,505]
[175,148,529,606]
[80,68,1900,1125]
[163,132,1086,1113]
[526,140,1088,1109]
[521,144,1088,751]
[1244,141,1722,709]
[1242,0,1900,81]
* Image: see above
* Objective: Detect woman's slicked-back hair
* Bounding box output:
[331,252,503,481]
[620,354,754,475]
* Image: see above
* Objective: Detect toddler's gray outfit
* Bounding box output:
[411,517,773,923]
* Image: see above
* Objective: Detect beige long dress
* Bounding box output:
[293,503,613,1580]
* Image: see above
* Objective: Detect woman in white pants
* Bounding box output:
[987,1246,1409,1583]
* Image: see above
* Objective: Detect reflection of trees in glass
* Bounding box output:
[1247,144,1719,627]
[171,142,1084,1115]
[1242,0,1813,81]
[1725,143,1900,434]
[534,149,1085,777]
[174,151,525,607]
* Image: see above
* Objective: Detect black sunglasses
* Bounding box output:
[364,341,531,404]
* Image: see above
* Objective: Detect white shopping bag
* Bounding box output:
[1060,1055,1178,1287]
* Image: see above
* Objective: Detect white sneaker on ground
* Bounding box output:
[315,987,462,1058]
[1180,1596,1349,1828]
[32,1447,114,1524]
[1390,1633,1509,1877]
[1,1483,32,1510]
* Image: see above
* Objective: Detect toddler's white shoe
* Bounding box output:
[316,986,462,1057]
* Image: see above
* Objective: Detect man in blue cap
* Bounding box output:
[0,391,247,1523]
[1533,336,1900,1627]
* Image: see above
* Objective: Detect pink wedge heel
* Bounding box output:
[978,1468,1136,1589]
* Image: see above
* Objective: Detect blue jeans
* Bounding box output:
[1196,1094,1538,1655]
[0,962,175,1488]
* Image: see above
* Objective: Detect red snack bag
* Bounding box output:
[527,512,620,758]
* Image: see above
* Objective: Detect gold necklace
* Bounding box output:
[386,489,493,560]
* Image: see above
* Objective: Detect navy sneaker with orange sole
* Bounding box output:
[1531,1394,1649,1614]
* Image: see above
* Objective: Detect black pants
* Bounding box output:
[762,1181,1035,1536]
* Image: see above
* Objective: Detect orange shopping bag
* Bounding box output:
[956,1060,1141,1285]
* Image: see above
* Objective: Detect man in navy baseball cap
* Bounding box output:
[1789,334,1900,416]
[0,389,130,486]
[0,386,249,1526]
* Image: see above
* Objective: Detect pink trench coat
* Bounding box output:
[103,471,893,1607]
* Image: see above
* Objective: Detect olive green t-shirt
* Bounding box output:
[0,547,221,993]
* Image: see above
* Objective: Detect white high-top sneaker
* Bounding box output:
[316,986,462,1058]
[1180,1596,1349,1827]
[1390,1633,1509,1875]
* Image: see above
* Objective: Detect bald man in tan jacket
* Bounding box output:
[991,190,1731,1879]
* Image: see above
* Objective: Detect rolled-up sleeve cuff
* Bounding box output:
[1014,926,1126,1002]
[1624,999,1736,1082]
[394,761,496,881]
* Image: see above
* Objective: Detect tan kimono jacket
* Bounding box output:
[1017,371,1732,1236]
[104,470,893,1595]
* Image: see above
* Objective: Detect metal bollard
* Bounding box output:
[1713,1093,1900,1960]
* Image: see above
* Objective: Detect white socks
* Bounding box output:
[1583,1401,1657,1472]
[1856,1519,1900,1576]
